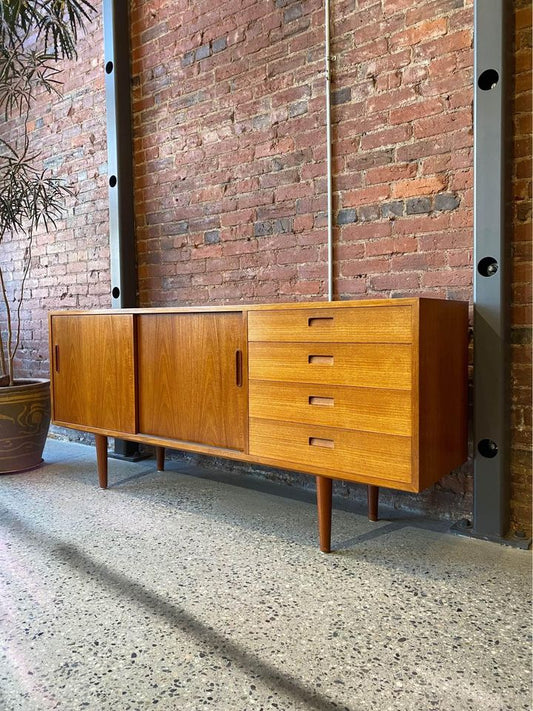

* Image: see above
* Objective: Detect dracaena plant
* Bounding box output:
[0,0,94,386]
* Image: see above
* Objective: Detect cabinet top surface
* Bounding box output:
[49,297,466,316]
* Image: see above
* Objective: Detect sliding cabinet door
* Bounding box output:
[137,313,247,451]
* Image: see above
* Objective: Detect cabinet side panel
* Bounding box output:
[418,300,469,490]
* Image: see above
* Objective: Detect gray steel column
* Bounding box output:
[103,0,140,459]
[472,0,510,539]
[103,0,136,308]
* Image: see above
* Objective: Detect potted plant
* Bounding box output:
[0,0,94,473]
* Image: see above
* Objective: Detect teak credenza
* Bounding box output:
[49,298,468,552]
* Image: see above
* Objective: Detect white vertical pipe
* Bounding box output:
[325,0,333,301]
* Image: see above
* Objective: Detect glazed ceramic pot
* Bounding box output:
[0,379,51,474]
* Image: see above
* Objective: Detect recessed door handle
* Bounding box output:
[235,349,243,387]
[54,345,60,372]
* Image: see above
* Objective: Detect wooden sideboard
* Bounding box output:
[49,298,468,552]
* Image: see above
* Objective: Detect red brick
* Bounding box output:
[360,124,412,151]
[390,18,448,51]
[364,87,414,116]
[392,176,447,198]
[413,109,472,140]
[421,268,472,288]
[390,97,444,125]
[371,272,421,291]
[391,252,446,271]
[365,163,418,186]
[341,257,391,277]
[343,185,391,207]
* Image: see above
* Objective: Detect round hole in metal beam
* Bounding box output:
[105,61,114,74]
[478,256,498,277]
[109,175,117,188]
[478,439,498,458]
[478,68,499,91]
[112,287,120,299]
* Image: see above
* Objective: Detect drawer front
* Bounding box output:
[249,418,412,484]
[248,305,413,343]
[249,381,412,436]
[249,342,412,390]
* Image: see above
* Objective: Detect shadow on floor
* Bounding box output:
[112,460,456,549]
[1,505,348,711]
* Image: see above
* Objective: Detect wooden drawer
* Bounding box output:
[249,418,412,484]
[249,342,412,390]
[248,305,413,343]
[249,381,412,436]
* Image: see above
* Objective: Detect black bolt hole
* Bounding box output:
[478,256,498,277]
[112,287,120,299]
[109,175,117,188]
[478,439,498,458]
[478,69,499,91]
[105,61,114,74]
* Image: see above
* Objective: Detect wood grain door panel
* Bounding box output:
[50,314,136,433]
[249,381,412,436]
[137,313,247,451]
[249,418,412,485]
[248,305,412,343]
[249,342,412,390]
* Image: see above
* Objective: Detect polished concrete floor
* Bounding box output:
[0,439,531,711]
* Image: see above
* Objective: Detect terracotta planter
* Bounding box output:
[0,378,51,474]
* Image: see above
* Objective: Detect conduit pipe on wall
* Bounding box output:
[325,0,334,302]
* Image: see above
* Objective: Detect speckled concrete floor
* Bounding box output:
[0,439,531,711]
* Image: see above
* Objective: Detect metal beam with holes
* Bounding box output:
[103,0,136,310]
[103,0,141,460]
[471,0,511,541]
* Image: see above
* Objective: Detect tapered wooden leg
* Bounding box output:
[316,475,333,553]
[156,446,165,471]
[367,484,379,522]
[95,435,108,489]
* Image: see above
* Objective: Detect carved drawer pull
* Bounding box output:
[308,316,334,327]
[308,355,334,365]
[309,396,334,407]
[309,437,334,449]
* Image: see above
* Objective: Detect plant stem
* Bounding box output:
[10,230,33,384]
[0,264,12,383]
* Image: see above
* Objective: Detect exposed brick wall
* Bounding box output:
[131,0,473,306]
[1,1,530,532]
[510,0,532,536]
[0,14,110,379]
